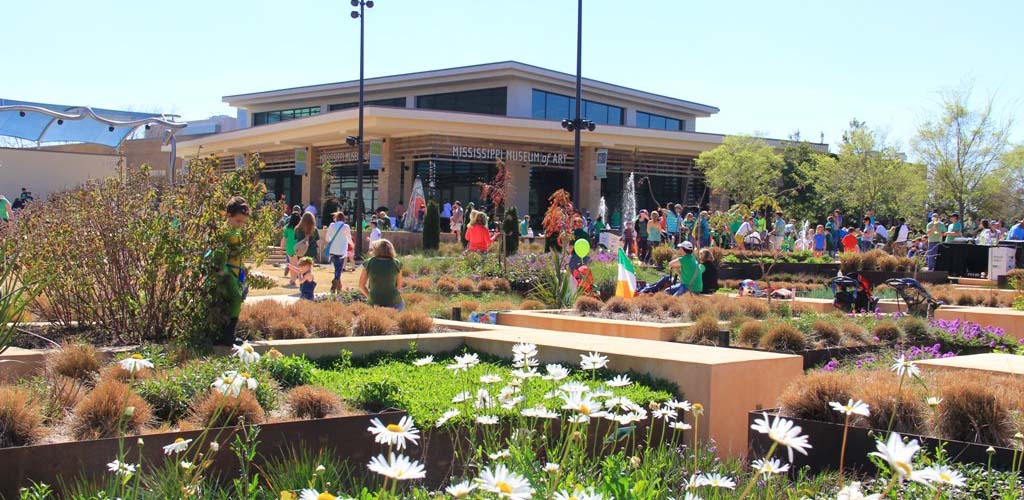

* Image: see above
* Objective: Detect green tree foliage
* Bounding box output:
[502,206,520,257]
[812,120,925,224]
[912,87,1012,218]
[696,135,782,207]
[422,201,440,251]
[777,135,835,222]
[11,156,279,345]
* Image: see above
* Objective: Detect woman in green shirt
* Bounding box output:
[359,238,404,310]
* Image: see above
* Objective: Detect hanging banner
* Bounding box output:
[294,148,308,176]
[369,140,383,170]
[595,148,608,179]
[403,177,426,231]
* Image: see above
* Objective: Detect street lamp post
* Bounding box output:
[348,0,373,258]
[562,0,595,208]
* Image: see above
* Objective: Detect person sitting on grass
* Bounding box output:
[290,257,316,301]
[215,196,251,346]
[668,241,703,295]
[698,248,718,294]
[359,239,404,310]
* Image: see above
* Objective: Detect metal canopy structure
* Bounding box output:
[0,98,186,148]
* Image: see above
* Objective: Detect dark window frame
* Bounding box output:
[415,87,507,116]
[530,89,625,126]
[636,111,684,131]
[252,106,321,126]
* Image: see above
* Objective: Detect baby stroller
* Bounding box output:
[884,278,942,317]
[743,232,765,251]
[831,272,878,313]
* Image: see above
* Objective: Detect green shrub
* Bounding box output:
[651,245,677,270]
[137,358,277,423]
[683,315,721,344]
[261,355,315,389]
[422,201,440,251]
[356,379,405,412]
[811,320,841,346]
[899,316,931,343]
[737,321,765,347]
[871,321,903,343]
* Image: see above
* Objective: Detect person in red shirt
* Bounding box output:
[465,211,494,253]
[842,228,861,253]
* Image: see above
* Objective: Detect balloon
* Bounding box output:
[573,238,591,258]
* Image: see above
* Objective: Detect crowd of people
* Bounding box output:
[0,187,36,223]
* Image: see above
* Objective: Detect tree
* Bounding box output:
[696,135,782,207]
[422,201,440,251]
[778,134,834,222]
[912,87,1013,218]
[813,120,925,223]
[976,144,1024,223]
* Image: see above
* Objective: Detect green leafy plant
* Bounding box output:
[261,355,315,389]
[528,252,582,308]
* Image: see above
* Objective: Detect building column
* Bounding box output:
[377,138,401,210]
[300,146,312,207]
[577,146,600,218]
[308,146,323,210]
[505,160,530,216]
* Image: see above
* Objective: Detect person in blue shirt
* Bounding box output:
[698,211,711,248]
[441,201,453,233]
[1007,218,1024,240]
[772,212,786,251]
[665,205,680,246]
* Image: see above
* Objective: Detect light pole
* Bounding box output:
[561,0,595,208]
[347,0,373,258]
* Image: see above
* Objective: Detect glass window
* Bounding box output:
[415,87,507,116]
[414,160,497,206]
[636,111,683,131]
[252,106,321,126]
[328,97,407,111]
[531,89,623,125]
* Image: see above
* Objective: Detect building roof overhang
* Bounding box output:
[169,106,738,158]
[222,61,720,118]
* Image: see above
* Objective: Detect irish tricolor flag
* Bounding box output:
[615,248,636,299]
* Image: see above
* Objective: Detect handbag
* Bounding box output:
[323,224,346,260]
[294,232,310,257]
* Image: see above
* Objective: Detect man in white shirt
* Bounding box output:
[325,212,352,292]
[874,223,889,242]
[736,216,754,250]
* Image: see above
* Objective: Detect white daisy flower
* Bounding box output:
[561,392,604,418]
[520,406,559,419]
[232,341,260,364]
[568,414,591,424]
[500,396,524,409]
[751,457,790,477]
[210,371,258,397]
[476,415,499,425]
[412,356,434,366]
[510,368,540,379]
[670,422,692,431]
[179,461,194,470]
[829,399,871,417]
[299,489,338,500]
[479,374,503,384]
[543,364,570,381]
[558,381,590,395]
[162,437,192,455]
[684,473,709,489]
[665,399,693,412]
[436,408,460,427]
[488,449,511,460]
[919,465,965,487]
[367,416,421,451]
[511,342,537,359]
[106,459,136,477]
[890,355,920,378]
[869,433,926,483]
[553,486,606,500]
[606,374,631,387]
[699,473,736,489]
[580,352,609,371]
[542,462,560,472]
[835,481,882,500]
[366,452,426,481]
[445,480,477,498]
[475,464,534,500]
[652,408,676,420]
[474,388,495,409]
[119,354,154,374]
[926,396,943,407]
[451,391,472,403]
[447,353,480,371]
[750,412,812,462]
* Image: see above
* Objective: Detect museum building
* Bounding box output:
[172,61,804,222]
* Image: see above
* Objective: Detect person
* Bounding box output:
[622,219,636,258]
[305,203,319,226]
[215,196,251,345]
[944,213,963,242]
[665,205,679,246]
[293,212,316,277]
[1006,218,1024,240]
[610,209,622,229]
[813,225,827,257]
[325,211,352,293]
[992,220,1005,241]
[519,215,531,237]
[735,215,754,250]
[460,202,475,248]
[292,257,316,300]
[647,211,663,258]
[698,248,718,294]
[359,239,404,310]
[11,197,24,212]
[441,201,453,233]
[893,218,910,256]
[302,213,321,261]
[465,211,494,253]
[19,188,33,202]
[925,214,945,270]
[825,216,838,256]
[377,210,392,231]
[977,219,997,246]
[0,195,11,224]
[682,212,696,245]
[842,228,861,253]
[860,217,875,252]
[635,210,650,262]
[833,209,843,230]
[451,201,464,237]
[668,241,703,294]
[772,212,786,251]
[394,201,406,220]
[865,209,876,227]
[368,219,382,245]
[592,216,606,241]
[698,211,711,249]
[282,212,300,283]
[754,212,767,236]
[874,221,889,245]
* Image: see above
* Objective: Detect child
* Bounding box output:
[842,228,861,253]
[813,225,827,257]
[291,257,317,300]
[217,196,251,345]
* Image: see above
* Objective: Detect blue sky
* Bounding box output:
[3,0,1021,151]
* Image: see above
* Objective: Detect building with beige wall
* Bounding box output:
[172,61,825,226]
[0,147,120,201]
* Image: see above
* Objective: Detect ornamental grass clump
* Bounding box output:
[267,316,310,340]
[72,380,151,440]
[396,311,434,335]
[574,296,604,313]
[899,316,931,343]
[0,386,43,447]
[861,249,885,271]
[666,297,688,318]
[633,295,660,314]
[934,375,1016,446]
[878,254,900,272]
[839,253,862,273]
[682,295,713,320]
[456,278,476,293]
[737,320,765,347]
[353,309,398,336]
[858,372,926,434]
[737,297,769,319]
[238,300,288,336]
[48,342,102,383]
[871,321,903,343]
[651,245,677,270]
[306,307,352,338]
[457,299,481,314]
[190,390,265,428]
[778,371,857,424]
[491,277,512,292]
[841,321,869,345]
[406,278,433,292]
[603,296,634,314]
[683,314,720,344]
[715,299,740,320]
[436,277,458,293]
[761,323,805,352]
[288,386,342,419]
[518,299,546,310]
[811,320,841,347]
[477,279,495,292]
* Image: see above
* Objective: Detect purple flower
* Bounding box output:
[822,359,839,372]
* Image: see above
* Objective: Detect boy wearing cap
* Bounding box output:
[669,241,703,295]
